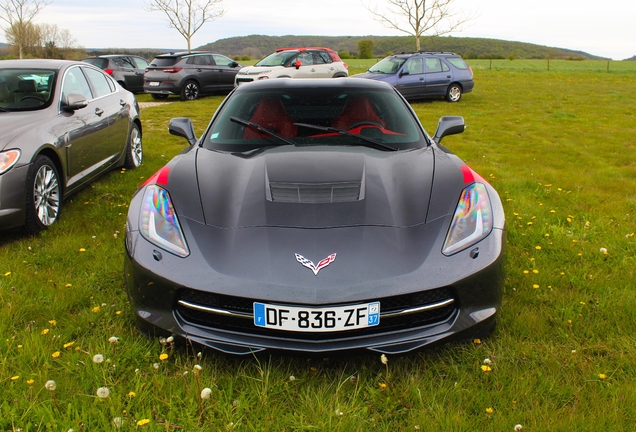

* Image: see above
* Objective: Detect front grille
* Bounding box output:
[270,182,361,203]
[175,287,457,340]
[236,78,254,84]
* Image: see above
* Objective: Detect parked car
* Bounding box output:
[144,51,241,101]
[82,54,149,93]
[0,59,143,234]
[355,52,474,102]
[234,47,348,86]
[124,78,505,355]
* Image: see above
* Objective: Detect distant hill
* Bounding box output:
[198,35,606,60]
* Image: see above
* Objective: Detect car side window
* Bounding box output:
[314,52,329,64]
[425,58,443,73]
[114,57,135,68]
[133,57,149,69]
[212,54,233,66]
[404,58,424,75]
[194,55,212,65]
[296,52,314,66]
[62,67,93,103]
[83,67,114,98]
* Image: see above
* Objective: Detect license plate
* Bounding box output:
[253,302,380,332]
[148,82,160,86]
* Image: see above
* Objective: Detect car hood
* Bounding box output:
[0,112,42,149]
[194,146,434,229]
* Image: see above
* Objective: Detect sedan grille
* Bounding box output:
[175,287,457,340]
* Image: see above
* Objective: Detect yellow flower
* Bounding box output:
[79,248,86,252]
[136,419,150,426]
[41,329,49,335]
[128,391,136,397]
[48,320,57,326]
[159,353,169,361]
[535,246,542,250]
[27,379,34,385]
[92,306,100,313]
[4,271,10,277]
[63,341,75,348]
[11,375,19,381]
[481,365,492,372]
[485,407,494,414]
[599,374,607,380]
[523,270,529,274]
[532,269,539,274]
[378,382,387,389]
[52,351,60,358]
[115,311,122,315]
[473,339,481,345]
[533,284,540,289]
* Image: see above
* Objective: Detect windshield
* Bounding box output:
[368,57,406,74]
[255,51,297,67]
[203,86,426,152]
[0,69,56,111]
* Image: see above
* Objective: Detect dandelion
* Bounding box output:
[514,425,523,431]
[473,338,481,344]
[158,336,167,345]
[3,271,10,277]
[11,375,19,381]
[600,247,608,254]
[92,306,100,313]
[335,408,344,416]
[599,373,607,380]
[113,417,123,429]
[153,363,159,369]
[108,336,119,344]
[166,336,174,343]
[481,365,492,372]
[41,329,49,335]
[52,351,60,358]
[483,358,493,365]
[378,382,387,389]
[533,284,540,289]
[535,246,542,250]
[128,391,136,397]
[79,248,86,252]
[93,354,104,363]
[486,407,494,414]
[194,364,202,372]
[48,320,57,326]
[289,375,296,381]
[96,387,110,398]
[27,379,34,385]
[63,341,75,348]
[159,353,169,361]
[201,387,212,399]
[45,380,59,409]
[136,419,150,426]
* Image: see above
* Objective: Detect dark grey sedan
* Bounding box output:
[0,59,143,234]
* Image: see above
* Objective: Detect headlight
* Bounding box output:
[257,76,270,80]
[442,183,493,256]
[139,185,189,257]
[0,149,21,175]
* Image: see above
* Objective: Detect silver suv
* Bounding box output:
[144,52,242,101]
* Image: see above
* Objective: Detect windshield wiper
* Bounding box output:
[293,122,397,151]
[230,116,295,146]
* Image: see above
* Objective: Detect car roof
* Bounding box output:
[233,77,396,94]
[275,47,337,53]
[0,59,86,70]
[392,51,462,58]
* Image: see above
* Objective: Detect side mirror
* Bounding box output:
[432,116,465,144]
[61,93,88,112]
[295,60,302,69]
[400,70,410,76]
[230,61,239,68]
[168,117,197,146]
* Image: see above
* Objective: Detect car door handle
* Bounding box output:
[311,68,316,72]
[95,108,104,116]
[120,100,127,107]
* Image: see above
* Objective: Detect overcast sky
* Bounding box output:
[9,0,636,60]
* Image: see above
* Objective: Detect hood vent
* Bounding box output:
[269,182,362,203]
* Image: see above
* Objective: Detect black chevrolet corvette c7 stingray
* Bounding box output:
[124,78,505,355]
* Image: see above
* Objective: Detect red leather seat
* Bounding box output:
[243,97,297,139]
[332,96,386,130]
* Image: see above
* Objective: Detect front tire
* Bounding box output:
[180,80,200,101]
[445,83,462,102]
[123,123,143,169]
[24,155,61,234]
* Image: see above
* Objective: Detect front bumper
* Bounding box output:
[0,163,29,230]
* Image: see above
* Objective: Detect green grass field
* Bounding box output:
[1,61,635,431]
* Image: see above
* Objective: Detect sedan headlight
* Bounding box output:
[442,183,493,256]
[139,185,189,257]
[0,149,21,175]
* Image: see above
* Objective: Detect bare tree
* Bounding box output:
[145,0,225,52]
[365,0,474,51]
[0,0,52,58]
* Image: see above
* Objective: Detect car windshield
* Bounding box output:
[368,57,406,74]
[203,86,426,153]
[0,69,56,111]
[255,51,298,67]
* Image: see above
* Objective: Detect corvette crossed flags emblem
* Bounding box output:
[295,253,337,276]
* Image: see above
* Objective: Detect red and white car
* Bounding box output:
[235,47,348,86]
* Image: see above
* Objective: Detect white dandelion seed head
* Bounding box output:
[96,387,110,398]
[600,247,608,254]
[289,375,296,381]
[514,425,523,431]
[158,336,167,345]
[483,358,493,365]
[166,336,174,343]
[380,354,388,365]
[200,387,212,400]
[45,380,56,391]
[197,352,202,358]
[194,364,202,372]
[335,408,344,416]
[93,354,104,363]
[108,336,119,344]
[153,363,160,369]
[113,417,123,428]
